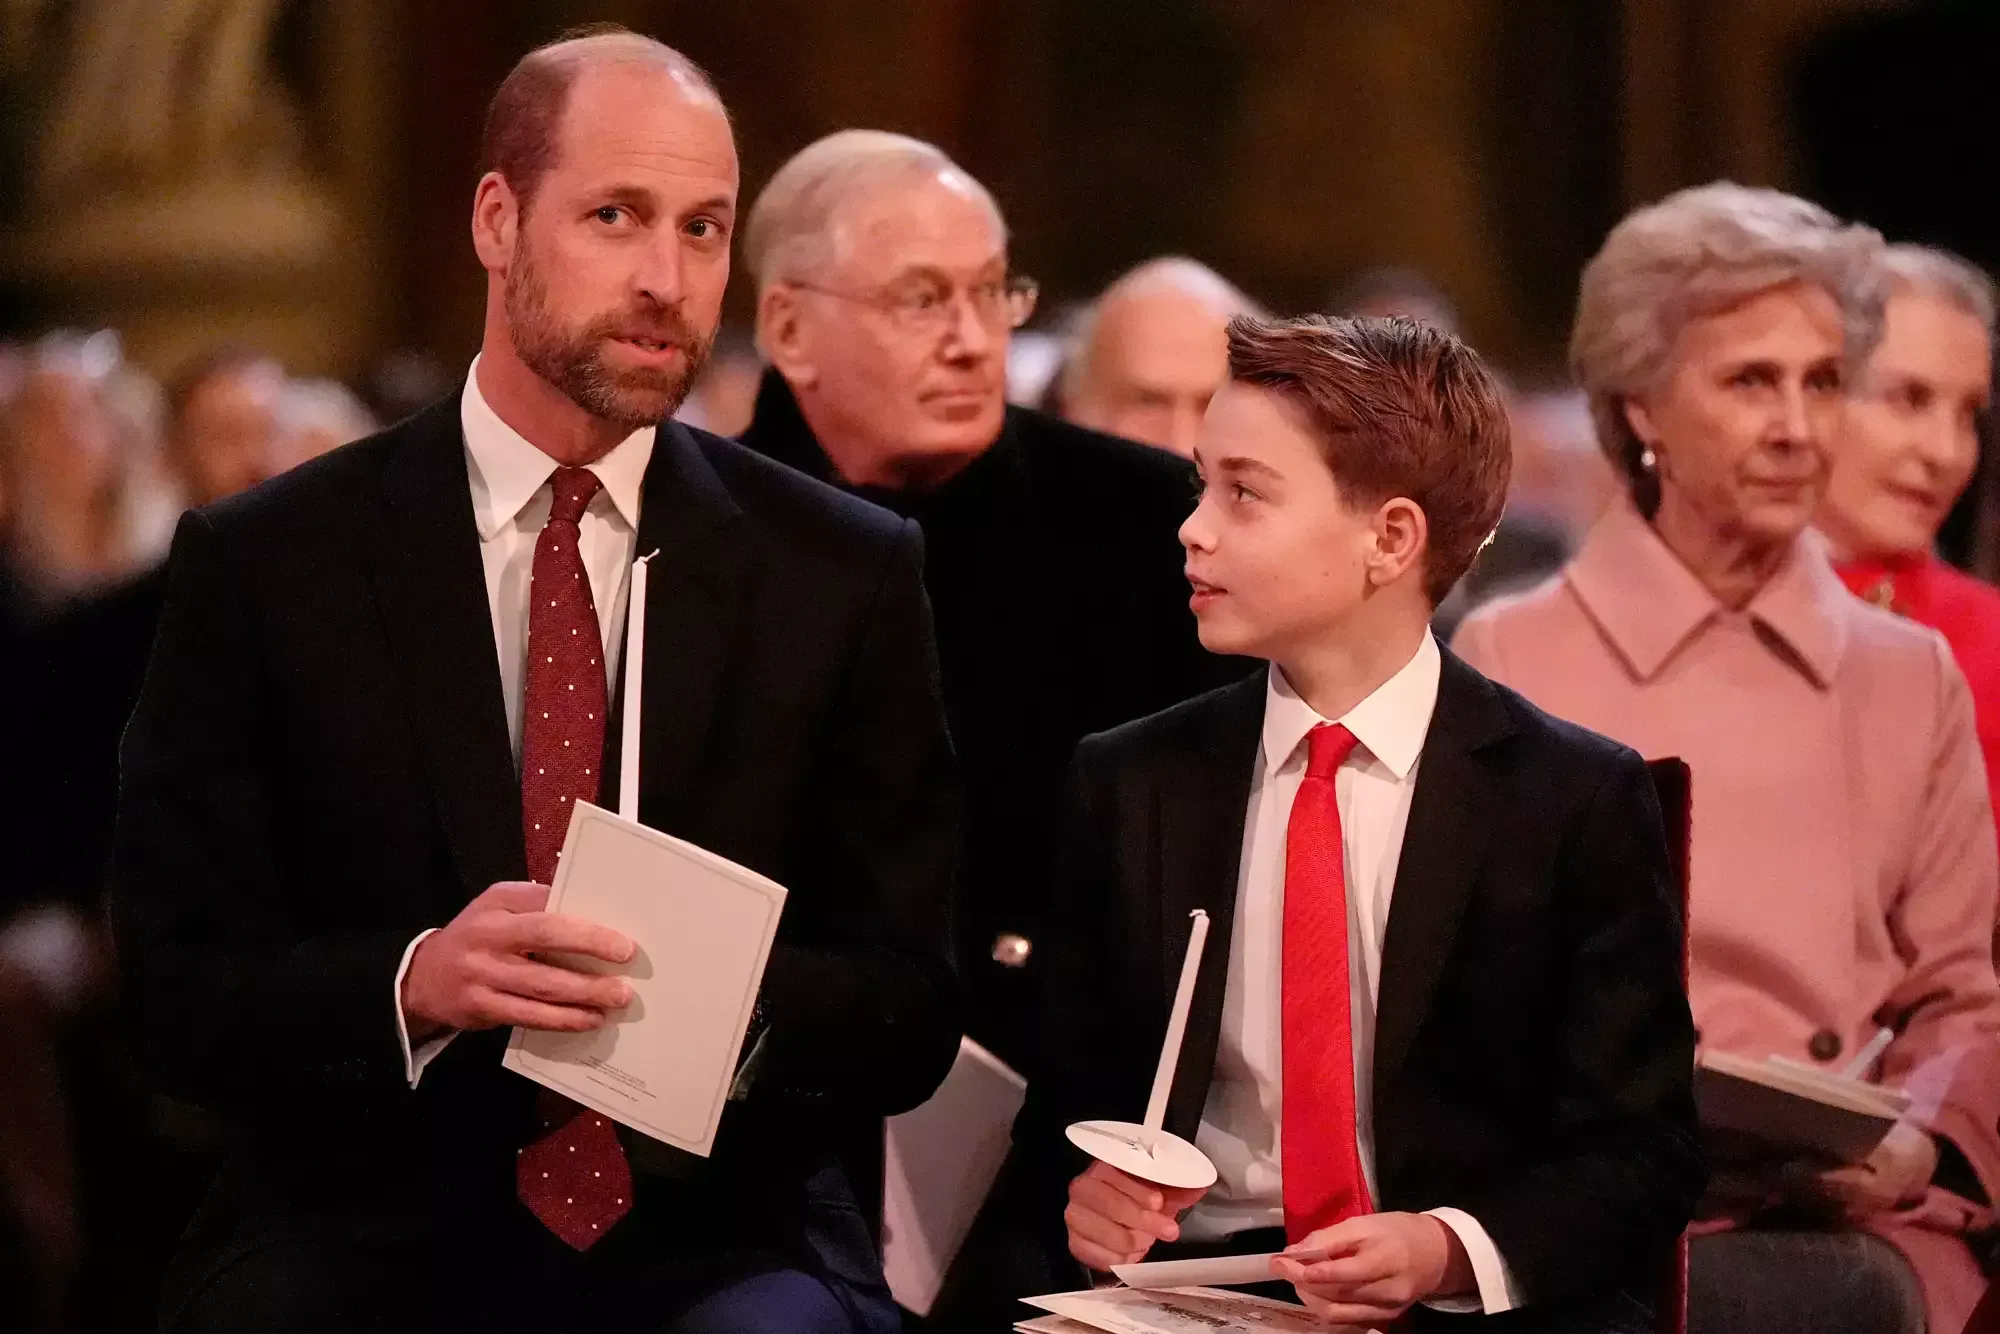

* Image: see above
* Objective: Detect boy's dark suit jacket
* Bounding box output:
[1017,650,1703,1331]
[108,396,962,1317]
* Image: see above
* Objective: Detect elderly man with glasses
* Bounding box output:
[739,129,1240,1325]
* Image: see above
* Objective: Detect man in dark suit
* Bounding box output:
[109,28,957,1334]
[1020,315,1701,1332]
[737,131,1241,1079]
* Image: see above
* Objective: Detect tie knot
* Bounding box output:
[548,467,602,524]
[1304,723,1359,779]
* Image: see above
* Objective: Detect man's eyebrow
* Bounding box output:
[591,186,737,220]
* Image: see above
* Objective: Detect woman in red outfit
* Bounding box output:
[1822,245,2000,828]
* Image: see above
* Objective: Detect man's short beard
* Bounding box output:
[505,234,713,432]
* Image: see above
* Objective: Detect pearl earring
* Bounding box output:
[1639,447,1657,472]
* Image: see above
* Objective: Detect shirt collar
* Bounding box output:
[460,356,654,539]
[1261,632,1442,780]
[1565,496,1849,688]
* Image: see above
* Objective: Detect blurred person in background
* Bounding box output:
[1054,255,1264,458]
[1328,264,1462,332]
[738,129,1240,1327]
[31,346,290,911]
[1456,183,2000,1334]
[163,349,289,509]
[1430,387,1615,639]
[5,345,295,1333]
[0,332,155,616]
[673,326,763,436]
[365,348,456,427]
[0,952,78,1334]
[1820,245,2000,827]
[1323,272,1578,636]
[275,375,380,472]
[1505,385,1621,536]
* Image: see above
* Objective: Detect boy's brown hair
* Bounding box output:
[1225,314,1511,604]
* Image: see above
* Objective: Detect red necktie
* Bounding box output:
[513,466,633,1250]
[1281,722,1374,1243]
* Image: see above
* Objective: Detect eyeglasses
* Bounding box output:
[787,273,1040,336]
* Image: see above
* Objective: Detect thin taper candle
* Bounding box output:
[1143,909,1210,1134]
[618,551,659,823]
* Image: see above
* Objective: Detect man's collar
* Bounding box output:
[736,367,835,483]
[460,356,654,538]
[736,365,1026,509]
[1565,498,1849,688]
[1262,632,1442,780]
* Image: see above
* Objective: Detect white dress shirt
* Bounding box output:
[393,359,658,1085]
[1178,633,1521,1314]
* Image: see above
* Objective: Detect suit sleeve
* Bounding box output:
[1454,748,1704,1305]
[1009,738,1126,1267]
[752,519,962,1117]
[1877,635,2000,1211]
[110,510,416,1100]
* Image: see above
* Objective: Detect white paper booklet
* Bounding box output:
[1112,1253,1285,1291]
[501,800,786,1158]
[1696,1048,1909,1165]
[1019,1287,1325,1334]
[883,1036,1027,1316]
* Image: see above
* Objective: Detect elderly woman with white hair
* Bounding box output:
[1456,184,2000,1334]
[1821,246,2000,829]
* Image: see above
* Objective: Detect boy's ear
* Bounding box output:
[1367,497,1429,590]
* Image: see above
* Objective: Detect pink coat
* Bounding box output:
[1455,500,2000,1334]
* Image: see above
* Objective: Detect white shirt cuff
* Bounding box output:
[1421,1206,1521,1314]
[394,928,456,1087]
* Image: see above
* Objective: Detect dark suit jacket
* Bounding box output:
[24,564,169,913]
[739,370,1242,1072]
[108,396,961,1299]
[1018,650,1702,1328]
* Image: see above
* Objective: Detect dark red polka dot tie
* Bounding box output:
[514,466,632,1249]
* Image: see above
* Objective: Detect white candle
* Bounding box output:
[619,551,658,823]
[1143,908,1210,1134]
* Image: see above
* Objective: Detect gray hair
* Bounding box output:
[1059,256,1264,407]
[1881,244,1995,334]
[742,129,1005,291]
[1571,181,1886,510]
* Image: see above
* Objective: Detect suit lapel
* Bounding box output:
[613,423,750,825]
[1159,674,1266,1140]
[1373,649,1515,1099]
[362,397,527,899]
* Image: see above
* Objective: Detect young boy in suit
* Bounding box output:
[1018,315,1702,1332]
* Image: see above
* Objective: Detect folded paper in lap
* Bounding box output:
[1696,1048,1908,1166]
[502,800,786,1157]
[1111,1252,1290,1291]
[1019,1287,1323,1334]
[883,1036,1027,1316]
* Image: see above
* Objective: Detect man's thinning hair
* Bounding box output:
[1226,315,1512,605]
[743,130,1006,291]
[480,24,719,215]
[1059,256,1265,406]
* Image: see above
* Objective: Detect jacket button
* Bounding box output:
[1808,1029,1842,1062]
[991,933,1033,968]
